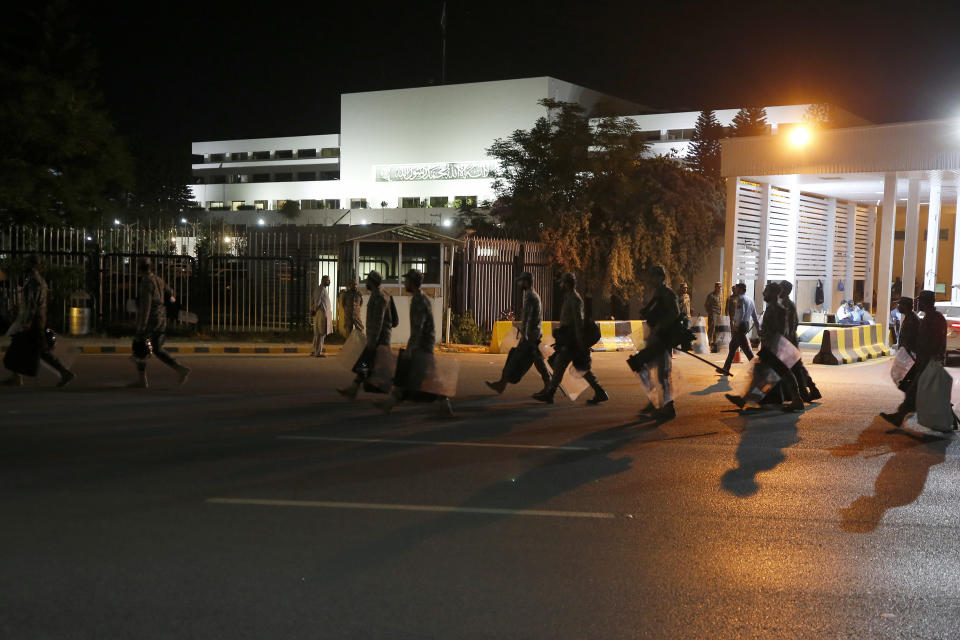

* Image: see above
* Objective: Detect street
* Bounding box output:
[1,349,958,639]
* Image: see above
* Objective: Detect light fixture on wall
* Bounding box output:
[789,125,811,147]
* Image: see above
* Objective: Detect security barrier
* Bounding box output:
[715,319,731,351]
[490,320,645,353]
[691,316,709,354]
[812,323,891,365]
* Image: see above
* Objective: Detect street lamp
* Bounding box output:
[789,125,811,147]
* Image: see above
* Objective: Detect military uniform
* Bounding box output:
[636,282,681,407]
[896,307,946,415]
[340,287,364,335]
[705,290,722,350]
[755,299,802,406]
[9,270,72,381]
[134,271,186,377]
[364,287,392,348]
[518,288,551,384]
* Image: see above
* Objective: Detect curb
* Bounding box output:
[78,345,319,355]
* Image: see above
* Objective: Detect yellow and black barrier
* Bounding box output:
[490,320,645,353]
[812,324,890,365]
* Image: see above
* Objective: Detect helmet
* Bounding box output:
[132,336,153,360]
[44,328,56,350]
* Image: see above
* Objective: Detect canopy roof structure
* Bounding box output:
[720,119,960,341]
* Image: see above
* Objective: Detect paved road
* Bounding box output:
[1,349,958,639]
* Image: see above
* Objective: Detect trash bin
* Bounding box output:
[68,292,92,336]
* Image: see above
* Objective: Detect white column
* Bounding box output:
[902,177,921,298]
[924,171,942,291]
[844,201,857,296]
[864,204,877,306]
[723,178,739,295]
[785,187,799,302]
[876,174,898,344]
[823,198,836,311]
[755,183,771,306]
[953,192,960,304]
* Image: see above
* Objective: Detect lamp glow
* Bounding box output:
[224,237,231,244]
[442,218,452,227]
[180,217,187,224]
[360,219,368,225]
[258,218,265,226]
[114,219,120,225]
[789,126,811,147]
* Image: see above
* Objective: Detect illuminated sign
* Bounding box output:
[375,161,496,182]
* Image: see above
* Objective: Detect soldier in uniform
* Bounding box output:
[375,269,454,416]
[2,254,75,387]
[337,270,392,399]
[339,278,364,336]
[677,281,692,327]
[130,259,190,389]
[311,275,333,357]
[881,291,944,427]
[485,271,552,394]
[779,281,820,401]
[704,281,723,352]
[634,265,682,419]
[725,282,804,412]
[532,272,607,405]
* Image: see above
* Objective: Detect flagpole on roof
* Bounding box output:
[440,1,447,84]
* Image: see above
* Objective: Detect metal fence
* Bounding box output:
[453,237,555,333]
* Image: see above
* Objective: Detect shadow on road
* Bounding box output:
[830,416,951,533]
[690,375,732,396]
[719,408,801,498]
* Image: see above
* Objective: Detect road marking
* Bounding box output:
[207,497,617,519]
[277,435,595,451]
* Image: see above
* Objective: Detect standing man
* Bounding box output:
[677,282,691,328]
[2,254,75,387]
[533,273,607,405]
[720,283,759,375]
[486,271,552,394]
[725,282,804,412]
[375,269,454,416]
[894,296,919,352]
[704,281,723,352]
[779,280,821,401]
[632,265,683,419]
[881,292,943,427]
[339,278,364,336]
[130,259,190,389]
[311,275,333,357]
[337,270,392,399]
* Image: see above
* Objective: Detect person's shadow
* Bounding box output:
[720,409,801,497]
[690,375,732,396]
[830,417,951,533]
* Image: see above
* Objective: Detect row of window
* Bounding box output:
[641,123,797,143]
[195,148,340,163]
[196,171,340,184]
[200,196,479,211]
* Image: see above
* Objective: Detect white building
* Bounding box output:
[190,77,868,225]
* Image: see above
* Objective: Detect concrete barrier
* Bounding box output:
[715,319,731,351]
[812,323,891,365]
[691,316,709,354]
[489,320,645,353]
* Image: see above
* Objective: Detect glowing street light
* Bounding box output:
[114,219,121,226]
[224,236,232,244]
[789,125,811,147]
[257,218,265,226]
[442,218,452,228]
[180,217,187,224]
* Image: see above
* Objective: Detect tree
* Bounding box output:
[488,100,724,297]
[802,103,834,129]
[279,199,301,220]
[730,106,769,137]
[0,2,133,226]
[125,143,195,221]
[687,109,722,180]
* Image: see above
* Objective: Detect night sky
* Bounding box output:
[23,1,960,153]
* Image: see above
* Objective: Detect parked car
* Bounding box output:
[933,302,960,352]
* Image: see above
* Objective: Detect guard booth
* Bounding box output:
[339,225,461,344]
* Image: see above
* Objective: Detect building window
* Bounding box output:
[275,150,293,159]
[639,130,663,142]
[191,154,204,164]
[429,196,449,208]
[252,151,270,160]
[324,199,341,209]
[454,196,477,209]
[275,172,293,182]
[231,201,245,211]
[298,148,317,158]
[319,171,340,181]
[208,201,225,210]
[320,148,340,158]
[230,152,248,161]
[400,197,421,208]
[665,128,696,141]
[210,153,226,162]
[254,200,267,210]
[300,200,317,210]
[297,171,317,181]
[895,230,905,240]
[209,174,227,184]
[350,198,368,208]
[401,242,441,283]
[252,173,270,183]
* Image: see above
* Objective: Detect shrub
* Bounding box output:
[450,312,484,345]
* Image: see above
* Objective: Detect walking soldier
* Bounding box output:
[130,259,190,389]
[485,271,552,395]
[337,270,393,399]
[532,273,607,405]
[339,278,364,336]
[704,281,723,352]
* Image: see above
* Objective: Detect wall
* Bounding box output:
[198,207,450,228]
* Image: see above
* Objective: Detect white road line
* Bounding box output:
[277,435,595,451]
[207,497,617,519]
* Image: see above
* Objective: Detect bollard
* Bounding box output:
[691,316,709,354]
[715,319,731,352]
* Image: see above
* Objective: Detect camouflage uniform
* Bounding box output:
[134,271,185,374]
[13,270,71,378]
[340,287,364,334]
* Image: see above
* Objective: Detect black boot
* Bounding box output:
[532,387,556,404]
[584,372,608,405]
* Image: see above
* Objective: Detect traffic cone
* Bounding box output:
[733,350,742,363]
